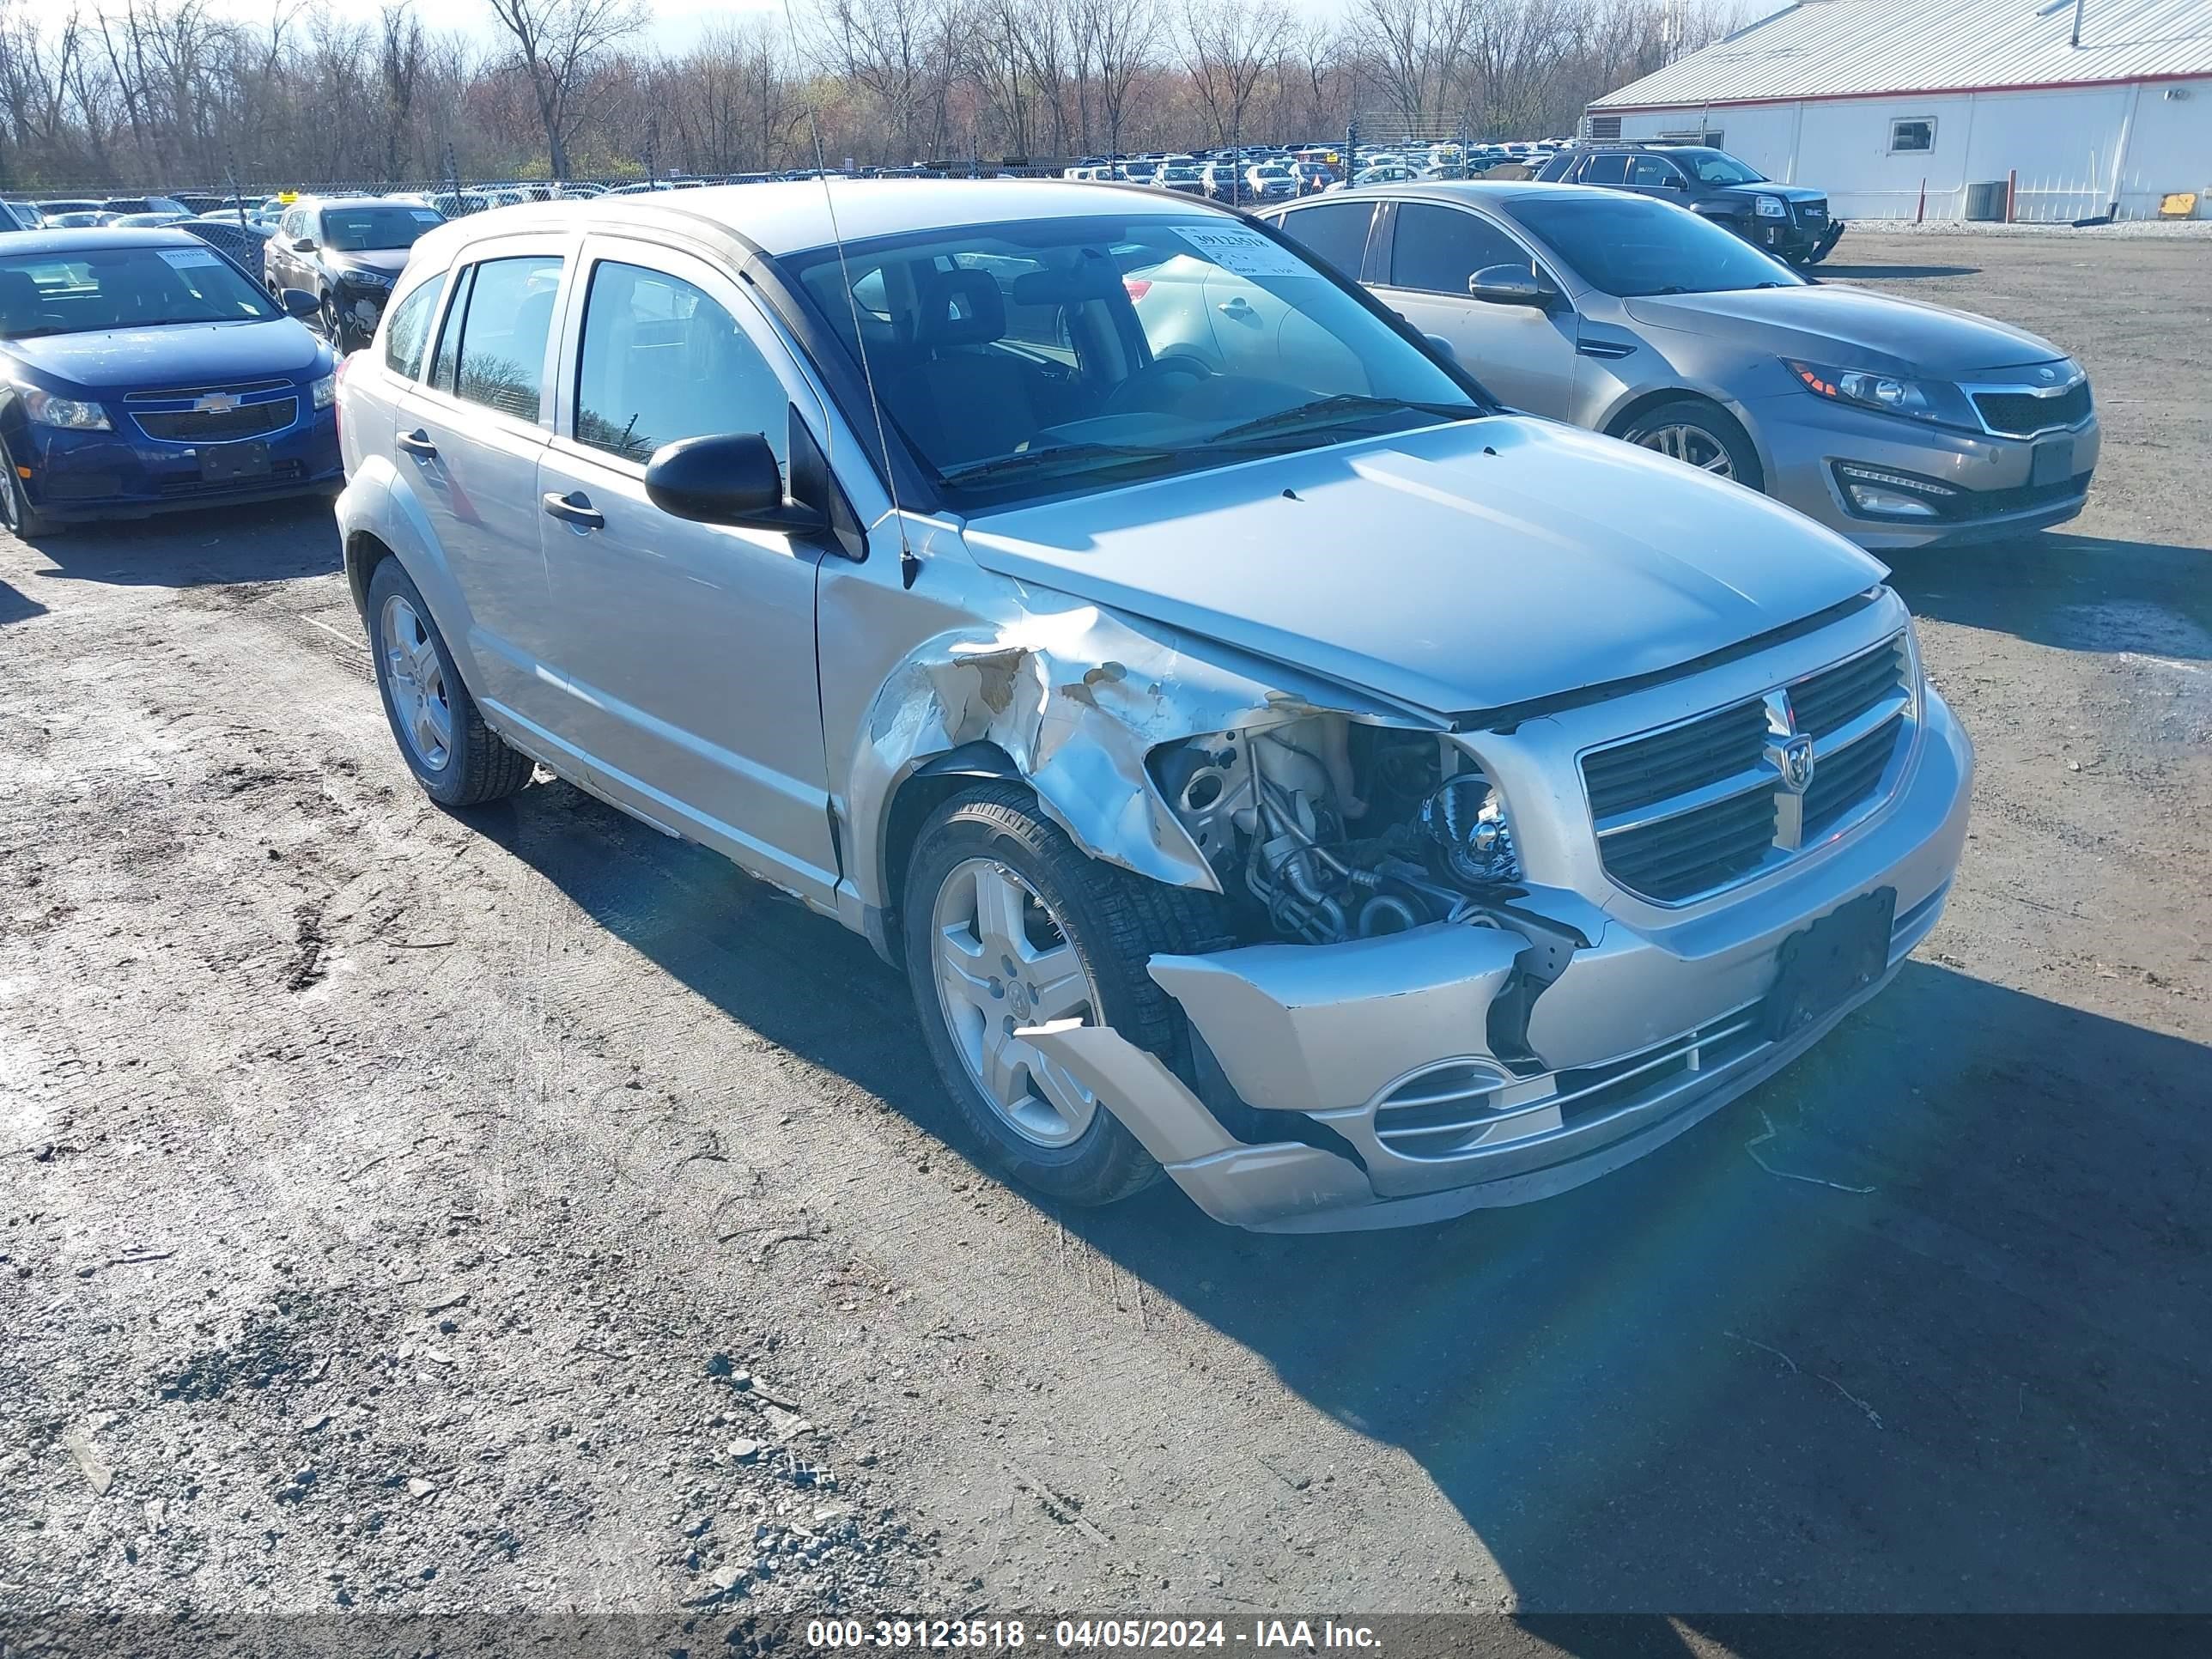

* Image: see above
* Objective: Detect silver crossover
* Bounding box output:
[335,179,1971,1231]
[1263,182,2098,550]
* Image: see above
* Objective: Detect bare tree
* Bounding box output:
[480,0,645,177]
[378,3,424,179]
[1180,0,1283,157]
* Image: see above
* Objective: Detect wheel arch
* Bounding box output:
[873,743,1034,960]
[1601,386,1772,491]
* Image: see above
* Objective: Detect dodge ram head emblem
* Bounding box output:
[193,392,241,414]
[1779,734,1817,793]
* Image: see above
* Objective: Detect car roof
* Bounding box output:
[1312,180,1591,206]
[416,178,1242,262]
[313,195,439,210]
[0,226,213,256]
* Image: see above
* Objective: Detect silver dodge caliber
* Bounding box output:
[335,180,1972,1231]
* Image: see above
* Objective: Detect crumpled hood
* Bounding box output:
[2,319,327,392]
[960,417,1886,716]
[1625,283,2065,376]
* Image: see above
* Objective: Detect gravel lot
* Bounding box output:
[2,228,2207,1635]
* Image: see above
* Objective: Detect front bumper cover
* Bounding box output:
[1024,687,1973,1232]
[18,406,343,522]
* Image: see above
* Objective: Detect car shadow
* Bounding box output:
[1814,263,1983,281]
[475,772,2212,1613]
[1886,531,2212,659]
[0,576,47,624]
[24,495,340,588]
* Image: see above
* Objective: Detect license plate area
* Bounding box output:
[1763,887,1896,1042]
[197,441,271,484]
[2031,434,2075,484]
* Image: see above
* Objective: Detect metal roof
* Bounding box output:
[1591,0,2212,109]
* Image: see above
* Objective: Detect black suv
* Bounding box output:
[1534,143,1844,265]
[264,196,445,350]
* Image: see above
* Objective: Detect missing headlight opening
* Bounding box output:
[1153,719,1522,946]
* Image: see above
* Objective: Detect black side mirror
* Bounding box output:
[644,431,806,529]
[278,287,319,319]
[290,235,316,252]
[1468,264,1558,308]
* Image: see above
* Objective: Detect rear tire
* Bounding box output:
[902,783,1232,1207]
[1617,398,1765,492]
[365,556,532,807]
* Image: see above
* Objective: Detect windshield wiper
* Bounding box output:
[1208,393,1475,446]
[938,441,1182,489]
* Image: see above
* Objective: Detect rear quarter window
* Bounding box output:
[381,275,447,379]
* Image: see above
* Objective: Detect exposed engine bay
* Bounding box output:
[1153,716,1524,946]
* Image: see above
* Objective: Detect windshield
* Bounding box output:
[788,212,1484,506]
[320,205,441,251]
[1512,195,1803,297]
[0,243,280,337]
[1673,148,1765,185]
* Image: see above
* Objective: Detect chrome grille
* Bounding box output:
[1584,700,1777,902]
[1972,381,2090,438]
[1584,635,1911,903]
[124,380,289,402]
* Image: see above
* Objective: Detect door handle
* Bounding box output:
[396,428,437,459]
[1217,296,1255,318]
[541,489,604,530]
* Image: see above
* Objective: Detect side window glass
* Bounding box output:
[1389,204,1532,295]
[1629,156,1680,187]
[573,260,787,465]
[381,275,446,378]
[1274,204,1371,278]
[428,266,471,392]
[1582,153,1630,185]
[452,255,563,422]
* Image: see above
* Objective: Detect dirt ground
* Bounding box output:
[1,229,2207,1638]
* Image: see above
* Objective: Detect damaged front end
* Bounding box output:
[846,584,1968,1233]
[1022,671,1966,1232]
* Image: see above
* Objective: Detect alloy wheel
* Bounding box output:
[929,857,1103,1148]
[379,594,453,771]
[1632,422,1735,477]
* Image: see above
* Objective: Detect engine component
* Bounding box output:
[1153,721,1522,947]
[1419,774,1520,887]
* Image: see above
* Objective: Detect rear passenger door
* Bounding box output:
[1371,201,1577,417]
[533,237,838,904]
[1268,199,1378,282]
[395,240,572,738]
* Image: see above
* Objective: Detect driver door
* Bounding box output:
[1370,202,1577,417]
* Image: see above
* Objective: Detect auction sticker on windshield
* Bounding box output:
[1172,225,1306,277]
[158,246,222,268]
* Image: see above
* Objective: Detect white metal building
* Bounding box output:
[1585,0,2212,221]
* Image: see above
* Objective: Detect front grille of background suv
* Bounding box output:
[1582,635,1912,904]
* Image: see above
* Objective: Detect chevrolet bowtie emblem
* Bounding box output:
[194,392,241,414]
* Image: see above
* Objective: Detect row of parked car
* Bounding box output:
[0,172,2093,1230]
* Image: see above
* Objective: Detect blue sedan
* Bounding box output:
[0,228,343,535]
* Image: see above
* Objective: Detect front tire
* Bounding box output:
[1618,398,1765,491]
[902,784,1231,1207]
[0,436,58,540]
[365,556,532,807]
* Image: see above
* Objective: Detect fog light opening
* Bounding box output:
[1836,462,1958,520]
